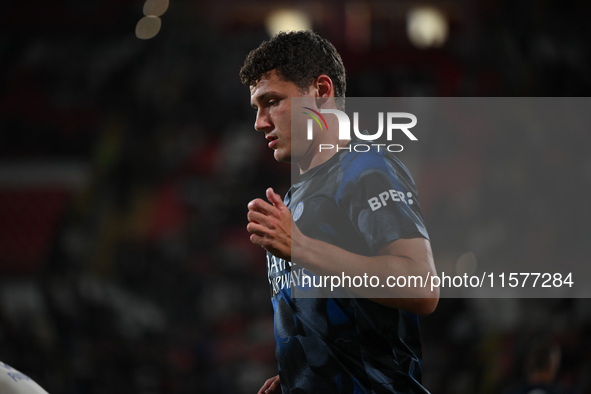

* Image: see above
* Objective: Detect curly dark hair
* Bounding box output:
[240,31,346,109]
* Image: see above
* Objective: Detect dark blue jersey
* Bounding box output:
[267,143,430,393]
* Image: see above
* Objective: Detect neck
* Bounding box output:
[296,104,346,174]
[298,138,351,174]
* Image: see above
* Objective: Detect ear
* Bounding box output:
[314,75,334,106]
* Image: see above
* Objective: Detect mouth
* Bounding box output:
[266,135,278,149]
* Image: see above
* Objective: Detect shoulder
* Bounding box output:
[0,362,49,394]
[338,144,410,185]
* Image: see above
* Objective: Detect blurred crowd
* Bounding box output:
[1,0,590,393]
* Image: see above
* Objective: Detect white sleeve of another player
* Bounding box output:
[0,362,49,394]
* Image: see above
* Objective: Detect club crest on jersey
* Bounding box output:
[293,201,304,221]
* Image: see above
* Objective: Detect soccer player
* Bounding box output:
[241,31,439,394]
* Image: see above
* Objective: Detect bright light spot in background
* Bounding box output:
[135,0,168,39]
[143,0,169,17]
[136,16,162,40]
[266,9,312,37]
[456,251,478,276]
[407,6,448,49]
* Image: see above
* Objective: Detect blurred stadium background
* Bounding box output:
[1,0,590,393]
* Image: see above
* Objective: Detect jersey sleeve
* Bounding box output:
[336,150,429,255]
[0,362,50,394]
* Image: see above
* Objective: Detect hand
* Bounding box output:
[247,188,292,261]
[257,375,280,394]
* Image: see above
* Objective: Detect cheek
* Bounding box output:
[291,110,307,131]
[278,107,292,126]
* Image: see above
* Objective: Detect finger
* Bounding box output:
[257,381,269,394]
[247,211,275,227]
[249,233,274,251]
[248,209,283,227]
[258,376,279,394]
[247,225,279,250]
[248,198,275,215]
[257,380,269,394]
[246,222,270,237]
[266,188,286,209]
[267,376,280,393]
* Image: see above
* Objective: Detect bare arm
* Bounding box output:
[247,188,439,315]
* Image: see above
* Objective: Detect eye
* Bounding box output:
[267,97,282,107]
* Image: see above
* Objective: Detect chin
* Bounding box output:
[274,150,292,163]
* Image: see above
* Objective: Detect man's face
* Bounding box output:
[250,69,315,164]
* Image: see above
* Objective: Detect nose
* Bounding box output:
[254,108,273,133]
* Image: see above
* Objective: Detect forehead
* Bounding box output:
[250,70,301,101]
